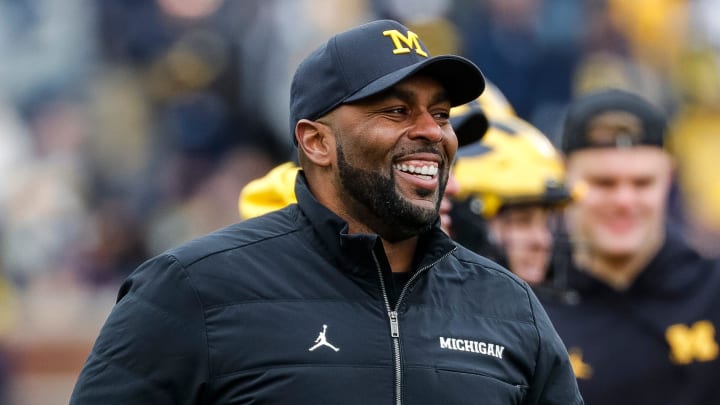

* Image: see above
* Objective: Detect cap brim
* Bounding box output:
[450,108,489,147]
[344,55,485,108]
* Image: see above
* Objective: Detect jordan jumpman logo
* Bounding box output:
[309,324,340,352]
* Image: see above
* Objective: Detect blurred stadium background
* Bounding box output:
[0,0,718,403]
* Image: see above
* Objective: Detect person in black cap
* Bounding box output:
[541,88,720,405]
[71,20,581,404]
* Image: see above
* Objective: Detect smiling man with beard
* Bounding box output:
[71,20,582,405]
[319,81,452,243]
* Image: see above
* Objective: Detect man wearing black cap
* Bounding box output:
[542,88,720,404]
[71,20,581,404]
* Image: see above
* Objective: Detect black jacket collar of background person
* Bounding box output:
[565,226,711,299]
[293,170,457,280]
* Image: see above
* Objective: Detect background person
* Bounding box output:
[70,20,581,404]
[542,88,720,405]
[450,110,573,297]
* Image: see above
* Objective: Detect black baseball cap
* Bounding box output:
[289,19,486,144]
[450,98,489,147]
[561,88,667,154]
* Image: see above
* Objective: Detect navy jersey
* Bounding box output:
[542,230,720,404]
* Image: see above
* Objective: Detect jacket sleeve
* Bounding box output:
[524,290,584,405]
[70,254,208,404]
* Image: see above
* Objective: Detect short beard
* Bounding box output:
[337,144,445,241]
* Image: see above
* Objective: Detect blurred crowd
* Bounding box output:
[0,0,719,403]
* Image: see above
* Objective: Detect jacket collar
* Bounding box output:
[293,171,456,275]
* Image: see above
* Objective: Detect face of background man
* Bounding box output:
[564,146,673,261]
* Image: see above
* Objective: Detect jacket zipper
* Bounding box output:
[372,246,457,405]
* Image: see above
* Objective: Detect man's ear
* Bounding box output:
[295,119,333,167]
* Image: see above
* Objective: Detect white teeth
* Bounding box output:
[394,163,439,177]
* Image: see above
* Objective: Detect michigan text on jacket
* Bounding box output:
[439,337,505,359]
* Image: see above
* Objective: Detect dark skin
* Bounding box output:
[295,75,458,273]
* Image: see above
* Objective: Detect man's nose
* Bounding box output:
[610,184,639,208]
[408,110,444,144]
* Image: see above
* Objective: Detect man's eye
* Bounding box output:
[590,178,615,188]
[387,107,407,115]
[633,177,654,189]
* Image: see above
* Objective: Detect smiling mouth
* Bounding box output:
[393,163,439,180]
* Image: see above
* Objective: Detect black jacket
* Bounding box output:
[542,229,720,404]
[71,173,582,404]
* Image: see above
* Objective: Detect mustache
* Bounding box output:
[393,146,446,164]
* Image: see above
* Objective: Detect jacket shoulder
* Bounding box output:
[166,205,303,267]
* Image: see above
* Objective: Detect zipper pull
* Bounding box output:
[389,311,400,338]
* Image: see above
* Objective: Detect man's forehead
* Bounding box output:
[568,146,671,175]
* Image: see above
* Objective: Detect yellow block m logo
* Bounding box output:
[383,30,428,57]
[666,321,719,365]
[568,347,593,380]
